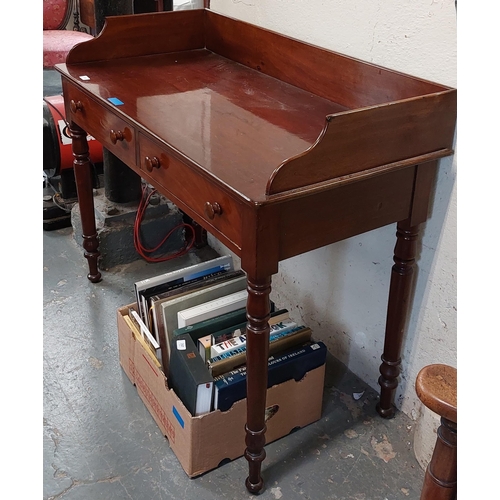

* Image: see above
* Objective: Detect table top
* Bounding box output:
[56,9,456,205]
[61,48,347,202]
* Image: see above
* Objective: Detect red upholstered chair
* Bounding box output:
[43,0,94,69]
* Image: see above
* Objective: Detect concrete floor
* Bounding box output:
[43,228,426,500]
[43,70,426,500]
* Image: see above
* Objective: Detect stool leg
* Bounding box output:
[420,417,457,500]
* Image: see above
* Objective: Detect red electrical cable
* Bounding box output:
[134,183,196,263]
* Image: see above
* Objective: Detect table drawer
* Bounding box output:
[138,134,242,247]
[63,82,136,167]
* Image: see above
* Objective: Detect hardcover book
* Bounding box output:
[176,289,248,329]
[210,333,247,359]
[168,333,214,416]
[149,270,244,342]
[172,304,281,345]
[213,341,327,412]
[210,308,289,345]
[197,334,212,362]
[207,325,312,377]
[173,306,248,343]
[122,314,162,369]
[128,308,161,363]
[160,274,247,368]
[209,315,294,359]
[134,254,234,324]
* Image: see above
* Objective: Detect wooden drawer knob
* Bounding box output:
[70,100,83,113]
[110,129,125,144]
[145,156,161,172]
[204,201,222,219]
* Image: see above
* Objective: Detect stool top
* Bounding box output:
[415,364,457,423]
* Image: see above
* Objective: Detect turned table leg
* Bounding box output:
[69,121,102,283]
[377,219,419,417]
[244,275,272,494]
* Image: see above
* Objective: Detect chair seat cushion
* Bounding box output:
[43,30,93,68]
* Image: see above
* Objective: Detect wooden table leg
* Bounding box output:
[70,121,102,283]
[377,219,420,417]
[244,274,272,494]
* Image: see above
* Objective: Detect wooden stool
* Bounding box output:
[415,364,457,500]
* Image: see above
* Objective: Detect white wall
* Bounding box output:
[208,0,457,468]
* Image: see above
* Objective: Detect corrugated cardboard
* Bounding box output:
[117,303,325,478]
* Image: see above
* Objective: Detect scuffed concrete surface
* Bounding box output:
[44,228,425,499]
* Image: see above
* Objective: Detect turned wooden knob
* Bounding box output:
[204,201,222,219]
[415,364,457,423]
[70,100,83,113]
[110,129,125,144]
[145,156,161,172]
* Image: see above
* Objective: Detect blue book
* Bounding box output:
[213,341,327,412]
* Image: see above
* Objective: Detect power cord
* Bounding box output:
[133,182,196,263]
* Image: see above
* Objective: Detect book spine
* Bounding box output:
[211,328,240,345]
[209,320,298,364]
[208,325,310,377]
[177,289,248,328]
[214,341,327,411]
[123,315,162,369]
[210,334,247,358]
[143,268,231,328]
[197,334,212,362]
[209,309,289,345]
[129,309,161,362]
[173,306,247,342]
[168,333,214,416]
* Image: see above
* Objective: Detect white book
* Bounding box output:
[160,275,247,365]
[129,309,161,363]
[133,255,234,324]
[210,333,247,359]
[209,318,297,360]
[177,289,248,329]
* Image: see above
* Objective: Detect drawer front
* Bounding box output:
[63,82,136,167]
[138,134,242,248]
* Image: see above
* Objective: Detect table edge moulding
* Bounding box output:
[55,7,456,495]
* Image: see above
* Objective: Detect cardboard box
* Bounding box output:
[117,304,325,478]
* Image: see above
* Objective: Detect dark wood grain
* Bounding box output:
[377,219,420,418]
[69,120,102,283]
[79,0,96,30]
[267,91,456,194]
[205,10,447,108]
[67,10,205,63]
[416,365,457,499]
[55,9,457,494]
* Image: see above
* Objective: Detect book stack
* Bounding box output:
[130,255,327,417]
